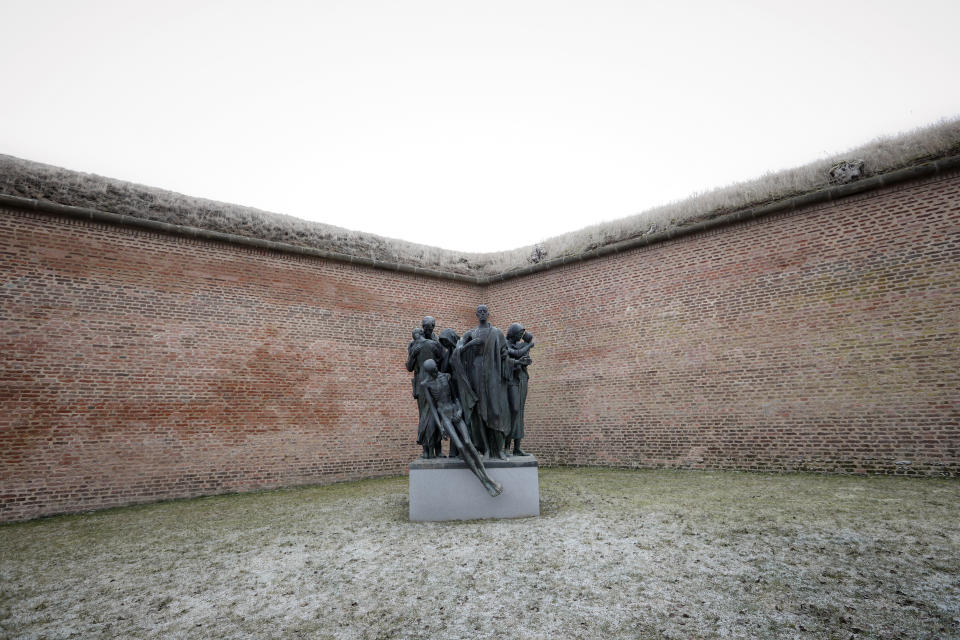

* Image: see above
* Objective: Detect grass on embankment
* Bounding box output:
[1,468,958,639]
[2,117,959,277]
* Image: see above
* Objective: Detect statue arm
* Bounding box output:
[457,330,484,350]
[462,337,483,350]
[498,332,512,381]
[442,373,465,415]
[405,341,427,372]
[514,341,533,366]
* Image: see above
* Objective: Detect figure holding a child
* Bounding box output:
[505,322,534,456]
[406,316,444,458]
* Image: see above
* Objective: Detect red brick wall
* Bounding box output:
[1,170,958,522]
[0,210,480,522]
[492,171,960,476]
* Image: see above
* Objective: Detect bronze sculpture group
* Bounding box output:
[405,305,535,497]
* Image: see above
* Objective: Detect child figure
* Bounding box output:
[407,328,425,398]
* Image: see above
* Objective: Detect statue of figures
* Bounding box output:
[420,359,503,497]
[505,324,534,456]
[406,316,444,458]
[451,305,513,460]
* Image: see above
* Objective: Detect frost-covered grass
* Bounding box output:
[1,468,957,639]
[2,118,959,277]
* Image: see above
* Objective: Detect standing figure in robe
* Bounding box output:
[451,305,513,460]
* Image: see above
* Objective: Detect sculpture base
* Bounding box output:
[409,454,540,521]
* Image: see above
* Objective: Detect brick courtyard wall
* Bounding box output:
[0,209,480,522]
[1,169,958,522]
[491,171,959,476]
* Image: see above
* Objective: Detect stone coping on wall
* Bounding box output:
[3,153,959,284]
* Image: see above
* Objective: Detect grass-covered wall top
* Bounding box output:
[2,118,958,279]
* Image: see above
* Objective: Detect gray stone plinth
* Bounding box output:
[409,455,540,522]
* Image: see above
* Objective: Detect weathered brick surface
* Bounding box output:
[492,171,960,476]
[1,170,958,522]
[0,210,479,522]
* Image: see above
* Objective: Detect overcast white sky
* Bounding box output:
[2,0,958,252]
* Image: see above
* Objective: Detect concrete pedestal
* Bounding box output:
[409,455,540,522]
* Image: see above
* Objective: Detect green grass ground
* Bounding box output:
[1,468,958,639]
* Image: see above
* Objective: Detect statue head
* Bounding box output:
[412,327,423,341]
[523,331,534,343]
[438,328,459,350]
[422,358,438,378]
[476,305,489,324]
[421,316,436,337]
[507,322,525,341]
